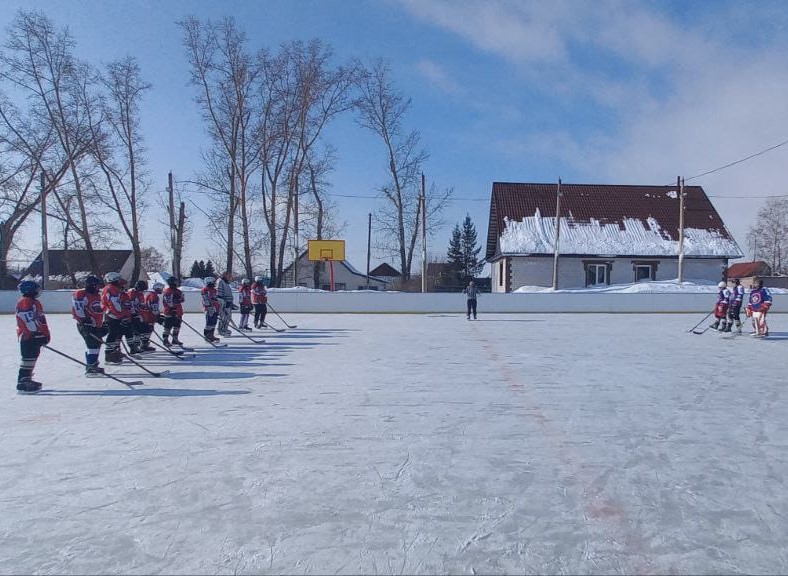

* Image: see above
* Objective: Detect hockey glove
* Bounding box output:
[34,332,51,345]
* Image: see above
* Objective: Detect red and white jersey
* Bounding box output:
[202,285,221,312]
[72,289,104,327]
[16,296,50,341]
[101,283,131,320]
[126,288,144,316]
[251,282,267,304]
[238,285,252,307]
[141,290,161,324]
[163,286,184,316]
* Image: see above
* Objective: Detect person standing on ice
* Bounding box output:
[251,276,268,328]
[238,279,253,331]
[101,272,133,364]
[15,280,50,394]
[725,278,745,333]
[162,276,185,347]
[463,280,478,320]
[710,281,730,331]
[201,276,221,342]
[746,278,772,337]
[71,275,108,376]
[216,270,234,337]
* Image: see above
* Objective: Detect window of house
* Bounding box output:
[335,283,346,291]
[635,264,652,282]
[357,285,378,291]
[586,264,607,286]
[498,260,504,287]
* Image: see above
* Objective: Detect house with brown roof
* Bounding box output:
[22,249,140,289]
[486,182,743,292]
[281,251,389,290]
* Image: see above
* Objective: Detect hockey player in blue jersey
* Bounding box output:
[710,281,731,331]
[746,278,772,337]
[724,278,745,333]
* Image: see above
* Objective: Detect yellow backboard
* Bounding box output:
[308,239,345,261]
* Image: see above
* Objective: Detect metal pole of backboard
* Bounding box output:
[678,176,685,284]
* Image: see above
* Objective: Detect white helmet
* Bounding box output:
[254,275,263,283]
[718,281,726,289]
[152,282,164,293]
[242,278,251,286]
[204,276,216,286]
[104,271,122,284]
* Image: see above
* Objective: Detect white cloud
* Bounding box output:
[415,59,462,94]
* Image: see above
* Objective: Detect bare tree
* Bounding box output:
[355,60,450,280]
[0,11,101,271]
[180,16,264,279]
[747,197,788,274]
[87,56,151,284]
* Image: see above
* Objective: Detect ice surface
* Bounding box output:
[1,313,787,574]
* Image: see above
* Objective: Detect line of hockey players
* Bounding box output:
[710,277,773,336]
[15,272,269,394]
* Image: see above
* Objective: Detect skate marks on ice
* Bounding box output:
[37,388,252,398]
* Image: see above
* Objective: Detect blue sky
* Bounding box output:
[3,0,788,273]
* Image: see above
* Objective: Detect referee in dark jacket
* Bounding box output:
[463,280,478,320]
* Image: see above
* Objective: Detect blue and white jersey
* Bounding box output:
[729,285,745,307]
[748,287,772,312]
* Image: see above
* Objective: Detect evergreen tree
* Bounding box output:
[446,223,463,286]
[189,260,206,278]
[460,214,483,284]
[205,260,216,277]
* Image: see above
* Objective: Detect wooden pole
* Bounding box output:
[168,172,176,277]
[366,212,372,290]
[551,178,562,290]
[421,173,426,293]
[678,176,685,284]
[41,171,50,290]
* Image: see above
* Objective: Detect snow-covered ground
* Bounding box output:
[1,312,787,574]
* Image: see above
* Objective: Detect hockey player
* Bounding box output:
[162,276,185,347]
[251,276,268,328]
[216,270,235,337]
[725,278,745,333]
[101,272,133,364]
[746,278,772,337]
[141,282,164,348]
[71,275,108,376]
[463,280,479,320]
[129,280,156,353]
[15,280,50,393]
[238,278,253,330]
[710,281,730,331]
[201,276,222,342]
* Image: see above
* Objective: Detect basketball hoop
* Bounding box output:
[308,240,345,292]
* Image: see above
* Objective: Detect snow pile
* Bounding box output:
[499,209,743,257]
[146,271,204,291]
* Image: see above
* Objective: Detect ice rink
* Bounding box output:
[1,312,787,574]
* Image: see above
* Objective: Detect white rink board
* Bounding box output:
[0,289,728,314]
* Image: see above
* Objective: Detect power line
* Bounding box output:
[684,138,788,182]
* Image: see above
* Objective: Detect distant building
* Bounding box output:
[281,252,389,290]
[725,260,788,289]
[22,249,139,289]
[486,182,743,292]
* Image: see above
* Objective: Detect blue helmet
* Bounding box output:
[19,280,40,297]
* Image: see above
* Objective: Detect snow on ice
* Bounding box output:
[1,312,787,574]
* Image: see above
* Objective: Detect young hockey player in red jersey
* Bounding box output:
[710,281,731,332]
[162,276,185,347]
[71,275,108,376]
[128,280,155,353]
[251,276,268,328]
[201,276,221,342]
[16,280,50,393]
[140,282,164,349]
[238,278,253,330]
[101,272,132,364]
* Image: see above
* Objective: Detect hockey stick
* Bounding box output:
[688,311,713,334]
[148,338,187,360]
[228,319,266,344]
[181,318,228,348]
[43,345,143,388]
[260,321,285,333]
[266,303,297,329]
[151,327,194,352]
[691,325,713,335]
[119,340,171,377]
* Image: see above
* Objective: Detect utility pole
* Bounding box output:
[551,178,562,290]
[168,172,176,277]
[294,181,300,288]
[678,176,685,284]
[366,212,372,290]
[419,175,427,292]
[40,171,50,290]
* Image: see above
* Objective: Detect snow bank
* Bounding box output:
[513,279,788,294]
